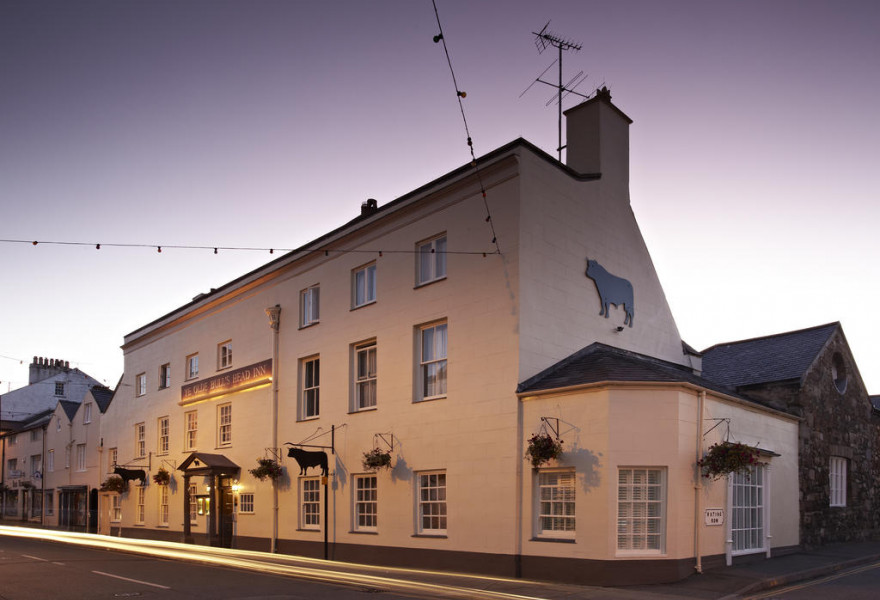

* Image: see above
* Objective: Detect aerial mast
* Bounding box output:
[526,22,588,161]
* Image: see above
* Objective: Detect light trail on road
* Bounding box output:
[0,526,551,600]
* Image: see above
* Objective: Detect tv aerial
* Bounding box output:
[521,22,590,161]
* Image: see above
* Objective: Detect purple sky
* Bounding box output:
[2,0,878,393]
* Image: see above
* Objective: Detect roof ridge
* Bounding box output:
[701,322,839,354]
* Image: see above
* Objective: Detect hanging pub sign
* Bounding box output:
[180,359,272,405]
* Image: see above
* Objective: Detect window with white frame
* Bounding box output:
[418,322,447,401]
[136,487,145,524]
[353,474,378,532]
[417,471,447,534]
[65,446,70,469]
[417,234,447,285]
[240,492,255,514]
[300,285,320,327]
[157,416,169,455]
[135,422,145,458]
[188,484,198,523]
[110,494,121,522]
[352,263,377,308]
[186,353,199,380]
[7,434,15,445]
[47,450,55,473]
[184,411,198,451]
[536,470,576,538]
[76,444,86,471]
[108,448,117,472]
[300,478,321,530]
[218,341,232,370]
[56,417,61,432]
[31,428,41,442]
[302,357,320,419]
[617,468,666,552]
[159,485,169,526]
[830,456,847,507]
[83,402,92,424]
[354,342,377,410]
[45,490,54,516]
[55,382,64,396]
[31,454,42,477]
[217,404,232,447]
[159,363,171,389]
[730,465,766,554]
[136,373,147,396]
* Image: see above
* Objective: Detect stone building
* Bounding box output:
[701,322,880,547]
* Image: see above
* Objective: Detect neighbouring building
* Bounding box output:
[96,89,807,585]
[0,358,110,528]
[701,323,880,548]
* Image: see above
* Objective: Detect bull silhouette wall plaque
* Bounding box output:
[586,259,634,327]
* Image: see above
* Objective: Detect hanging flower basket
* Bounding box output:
[249,458,283,481]
[20,480,35,489]
[152,467,171,486]
[100,475,128,493]
[362,448,392,471]
[698,441,763,480]
[525,433,563,468]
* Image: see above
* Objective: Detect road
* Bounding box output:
[0,534,409,599]
[743,561,880,600]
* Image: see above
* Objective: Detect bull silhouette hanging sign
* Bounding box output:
[286,444,329,476]
[586,259,634,327]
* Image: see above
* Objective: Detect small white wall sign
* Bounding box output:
[705,508,724,526]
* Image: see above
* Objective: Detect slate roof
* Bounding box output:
[870,395,880,412]
[517,342,738,399]
[90,386,115,413]
[700,323,839,389]
[59,399,81,422]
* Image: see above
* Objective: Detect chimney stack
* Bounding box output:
[29,356,70,384]
[564,87,633,198]
[361,198,379,217]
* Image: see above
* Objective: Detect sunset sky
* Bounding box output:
[2,0,878,394]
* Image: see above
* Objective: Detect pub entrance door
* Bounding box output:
[218,477,235,548]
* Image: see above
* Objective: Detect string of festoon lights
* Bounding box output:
[0,239,497,258]
[431,0,501,255]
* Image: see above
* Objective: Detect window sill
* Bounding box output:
[531,536,575,544]
[415,395,446,404]
[239,512,254,516]
[297,528,322,533]
[414,276,447,290]
[217,365,232,372]
[351,300,376,311]
[298,416,320,423]
[298,322,320,331]
[412,533,447,539]
[350,530,378,535]
[349,407,378,415]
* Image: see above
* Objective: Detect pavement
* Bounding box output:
[2,519,880,599]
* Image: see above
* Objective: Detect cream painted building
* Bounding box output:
[97,90,800,584]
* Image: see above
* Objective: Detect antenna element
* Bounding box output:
[525,22,588,161]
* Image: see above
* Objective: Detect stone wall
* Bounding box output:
[740,331,880,547]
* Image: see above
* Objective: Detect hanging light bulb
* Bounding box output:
[157,246,162,253]
[96,244,101,250]
[433,33,443,43]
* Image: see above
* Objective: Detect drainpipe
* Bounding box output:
[41,423,47,525]
[694,390,705,574]
[514,395,524,577]
[266,305,281,553]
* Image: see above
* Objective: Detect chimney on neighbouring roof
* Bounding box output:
[29,356,71,384]
[361,198,378,217]
[564,87,633,197]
